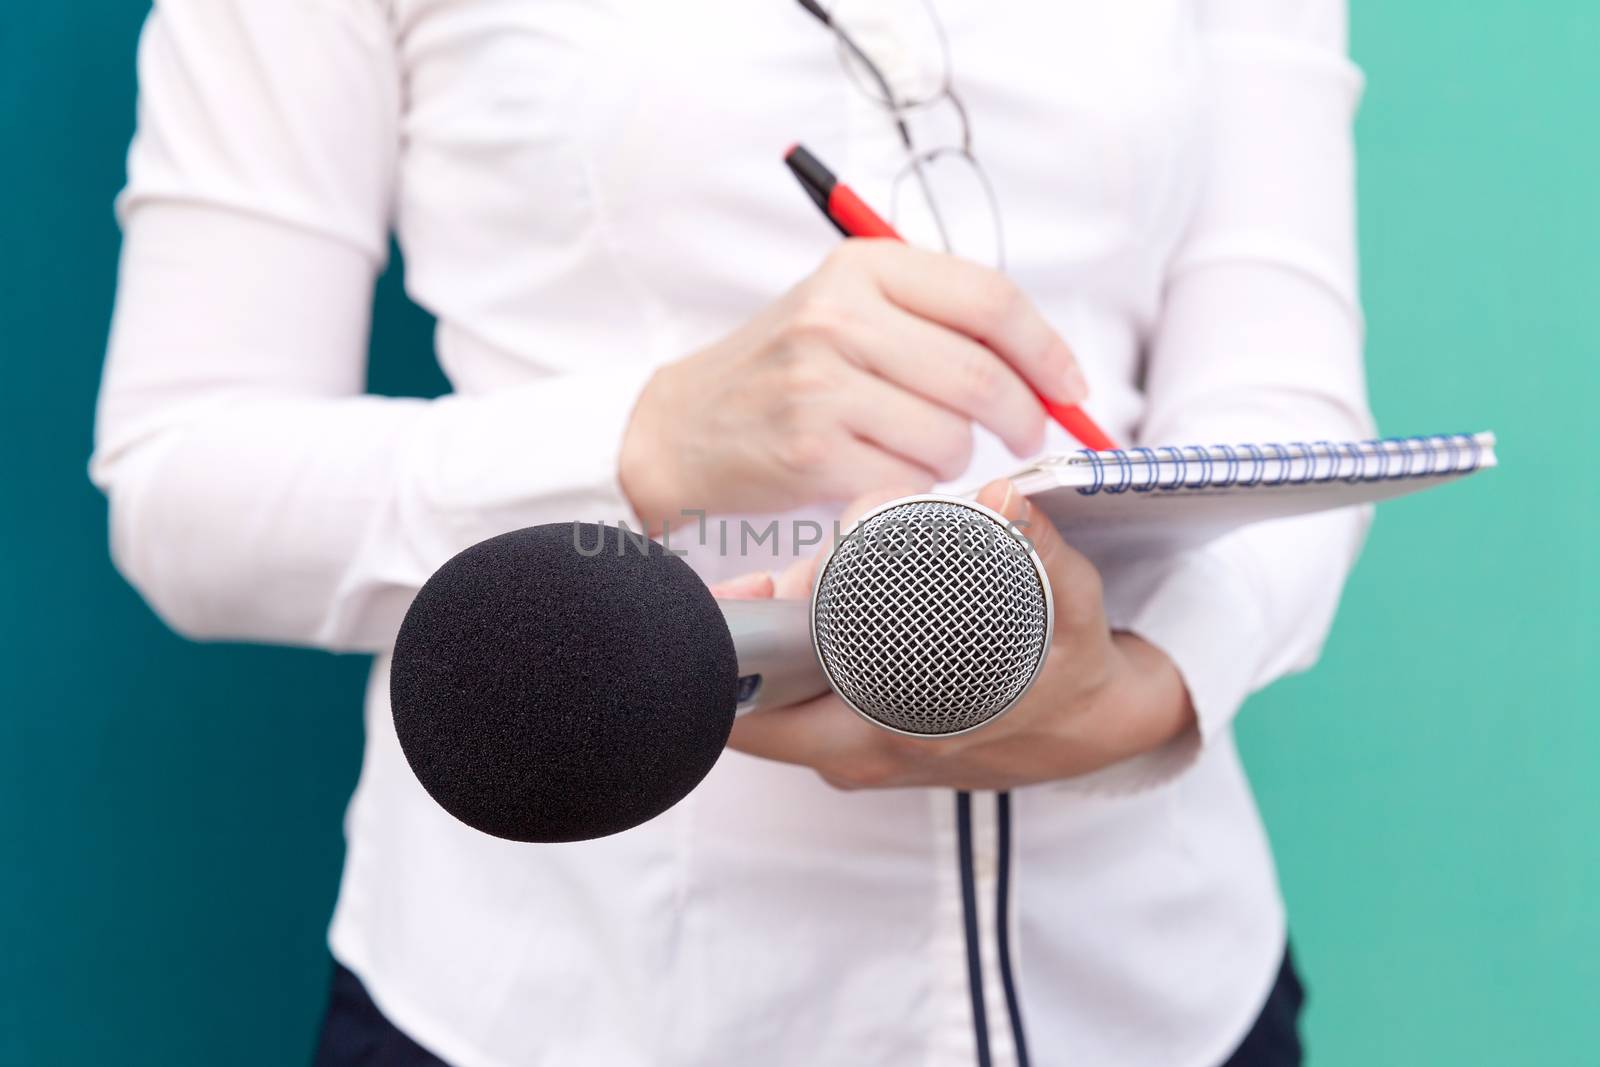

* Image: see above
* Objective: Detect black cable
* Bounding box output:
[955,791,993,1067]
[996,791,1031,1067]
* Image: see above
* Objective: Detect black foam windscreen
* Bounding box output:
[390,523,739,843]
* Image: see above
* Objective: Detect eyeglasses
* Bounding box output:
[796,0,1006,270]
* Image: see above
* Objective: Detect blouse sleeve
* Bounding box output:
[1073,0,1376,791]
[90,0,653,652]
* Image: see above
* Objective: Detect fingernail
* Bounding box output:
[999,479,1019,518]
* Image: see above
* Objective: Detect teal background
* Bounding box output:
[1,3,1593,1064]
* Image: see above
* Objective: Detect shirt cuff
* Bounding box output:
[355,363,652,591]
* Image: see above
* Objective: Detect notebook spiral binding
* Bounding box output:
[1073,433,1486,496]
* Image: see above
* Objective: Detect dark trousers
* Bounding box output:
[314,948,1305,1066]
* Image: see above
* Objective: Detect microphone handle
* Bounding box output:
[719,598,830,715]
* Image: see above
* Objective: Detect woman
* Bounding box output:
[92,1,1371,1064]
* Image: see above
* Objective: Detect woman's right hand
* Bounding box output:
[618,240,1088,532]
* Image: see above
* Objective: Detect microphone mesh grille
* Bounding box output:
[812,499,1050,736]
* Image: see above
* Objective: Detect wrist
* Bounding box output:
[1065,633,1196,765]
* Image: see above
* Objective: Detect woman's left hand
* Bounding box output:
[719,480,1197,791]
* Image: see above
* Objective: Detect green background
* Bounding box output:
[2,3,1594,1064]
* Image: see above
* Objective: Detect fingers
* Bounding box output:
[975,478,1105,634]
[836,242,1088,408]
[728,693,931,789]
[727,695,842,768]
[833,364,976,482]
[840,303,1047,458]
[771,553,822,599]
[814,437,939,503]
[708,571,775,600]
[773,242,1077,496]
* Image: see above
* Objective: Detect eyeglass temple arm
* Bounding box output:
[795,0,832,27]
[793,0,908,124]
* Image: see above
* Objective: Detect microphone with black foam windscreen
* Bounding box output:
[390,495,1053,843]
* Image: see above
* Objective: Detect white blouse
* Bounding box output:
[92,1,1372,1065]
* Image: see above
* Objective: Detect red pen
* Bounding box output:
[784,143,1119,453]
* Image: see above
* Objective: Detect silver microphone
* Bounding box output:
[722,598,823,712]
[726,494,1054,737]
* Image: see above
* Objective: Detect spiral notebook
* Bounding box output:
[997,432,1496,559]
